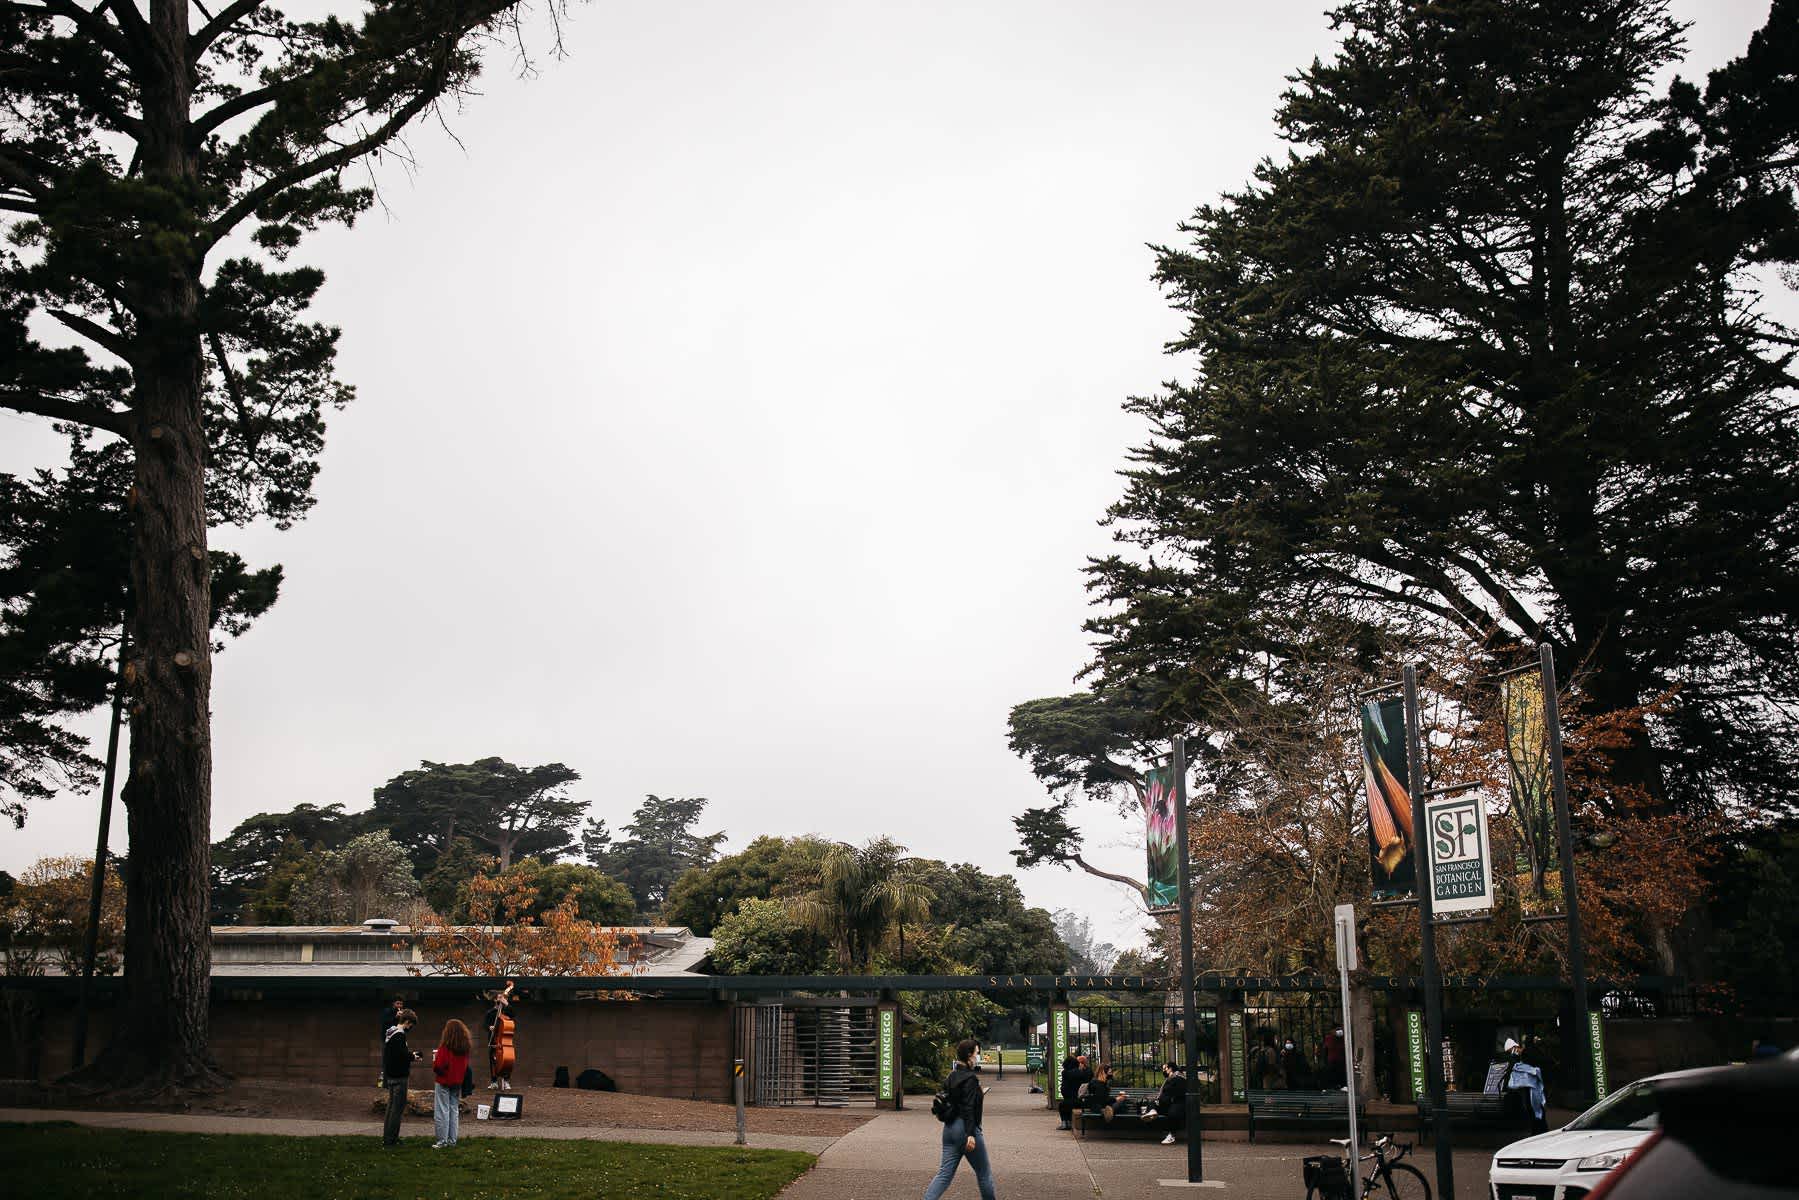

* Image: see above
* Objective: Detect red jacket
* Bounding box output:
[433,1046,470,1087]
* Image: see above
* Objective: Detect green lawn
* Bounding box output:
[1,1124,814,1200]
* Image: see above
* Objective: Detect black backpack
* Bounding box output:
[931,1077,958,1123]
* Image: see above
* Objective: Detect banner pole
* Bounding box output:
[73,620,127,1069]
[1173,733,1205,1183]
[1541,642,1593,1104]
[1404,664,1455,1200]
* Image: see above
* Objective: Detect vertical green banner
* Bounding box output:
[1051,1009,1070,1103]
[1228,1011,1246,1103]
[877,1008,896,1101]
[1588,1011,1608,1099]
[1405,1010,1427,1101]
[1145,764,1180,910]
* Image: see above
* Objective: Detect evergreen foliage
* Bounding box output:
[1084,0,1799,818]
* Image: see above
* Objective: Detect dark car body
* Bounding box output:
[1586,1053,1798,1200]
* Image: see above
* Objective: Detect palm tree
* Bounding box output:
[787,838,934,972]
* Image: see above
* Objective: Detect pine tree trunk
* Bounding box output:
[64,1,224,1099]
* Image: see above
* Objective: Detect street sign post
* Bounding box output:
[1334,903,1361,1180]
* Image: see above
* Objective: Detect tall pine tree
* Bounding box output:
[1089,0,1799,822]
[0,1,580,1096]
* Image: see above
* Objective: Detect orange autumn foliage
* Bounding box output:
[1170,634,1713,981]
[412,866,637,990]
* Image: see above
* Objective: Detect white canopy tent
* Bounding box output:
[1033,1013,1099,1037]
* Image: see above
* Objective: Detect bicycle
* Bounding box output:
[1302,1133,1431,1200]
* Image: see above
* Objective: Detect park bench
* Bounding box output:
[1416,1091,1531,1140]
[1246,1089,1358,1141]
[1071,1088,1182,1138]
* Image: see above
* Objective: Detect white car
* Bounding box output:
[1487,1069,1711,1200]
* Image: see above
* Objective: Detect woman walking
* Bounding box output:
[432,1019,473,1149]
[924,1039,997,1200]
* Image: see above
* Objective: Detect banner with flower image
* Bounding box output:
[1145,763,1180,910]
[1361,697,1416,899]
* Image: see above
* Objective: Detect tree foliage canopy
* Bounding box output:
[1,0,581,1094]
[585,795,725,913]
[1085,0,1799,818]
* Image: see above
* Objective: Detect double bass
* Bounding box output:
[489,980,517,1085]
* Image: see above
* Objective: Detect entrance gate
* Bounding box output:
[734,998,881,1107]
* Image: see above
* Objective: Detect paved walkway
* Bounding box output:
[773,1075,1500,1199]
[0,1107,835,1154]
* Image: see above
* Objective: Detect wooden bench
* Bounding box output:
[1071,1088,1174,1138]
[1416,1091,1530,1139]
[1246,1089,1358,1141]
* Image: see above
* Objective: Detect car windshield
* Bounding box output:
[1565,1081,1659,1131]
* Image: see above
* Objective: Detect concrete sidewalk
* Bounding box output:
[0,1107,836,1154]
[774,1075,1500,1199]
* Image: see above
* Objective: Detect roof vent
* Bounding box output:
[362,917,399,933]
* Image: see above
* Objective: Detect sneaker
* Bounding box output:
[500,1079,511,1091]
[1161,1133,1176,1145]
[488,1080,501,1091]
[430,1142,446,1150]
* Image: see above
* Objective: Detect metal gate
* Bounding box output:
[1071,1005,1222,1103]
[733,999,880,1107]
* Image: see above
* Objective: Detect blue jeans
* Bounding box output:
[923,1117,997,1200]
[433,1083,460,1145]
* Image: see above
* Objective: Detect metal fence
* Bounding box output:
[733,1000,881,1107]
[1240,993,1344,1090]
[1071,1005,1222,1103]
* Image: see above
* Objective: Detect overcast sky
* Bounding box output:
[1,0,1777,954]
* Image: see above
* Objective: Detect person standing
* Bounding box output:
[381,1008,421,1147]
[1322,1027,1346,1088]
[378,995,405,1087]
[1253,1032,1283,1090]
[484,980,518,1090]
[1501,1038,1549,1134]
[431,1019,473,1149]
[923,1039,997,1200]
[1056,1055,1083,1129]
[1280,1038,1311,1090]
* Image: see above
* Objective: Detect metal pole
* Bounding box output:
[1541,642,1592,1104]
[1173,734,1205,1182]
[1404,665,1455,1200]
[1334,906,1360,1182]
[734,1058,747,1145]
[72,622,127,1070]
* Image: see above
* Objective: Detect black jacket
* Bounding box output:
[1059,1062,1085,1106]
[382,1025,416,1081]
[1153,1072,1187,1112]
[945,1064,985,1132]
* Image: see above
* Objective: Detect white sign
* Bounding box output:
[1424,792,1494,914]
[1333,903,1359,971]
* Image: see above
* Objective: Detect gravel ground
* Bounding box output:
[12,1077,872,1137]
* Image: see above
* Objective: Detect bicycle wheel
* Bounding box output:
[1375,1161,1430,1200]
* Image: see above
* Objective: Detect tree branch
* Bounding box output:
[99,0,152,59]
[188,0,263,61]
[0,387,131,436]
[26,1,135,64]
[0,146,54,201]
[1069,853,1152,906]
[50,309,136,365]
[203,49,450,246]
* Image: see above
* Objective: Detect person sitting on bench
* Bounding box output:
[1138,1059,1187,1144]
[1057,1055,1083,1130]
[1080,1063,1120,1123]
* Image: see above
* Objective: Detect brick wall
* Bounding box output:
[4,991,734,1104]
